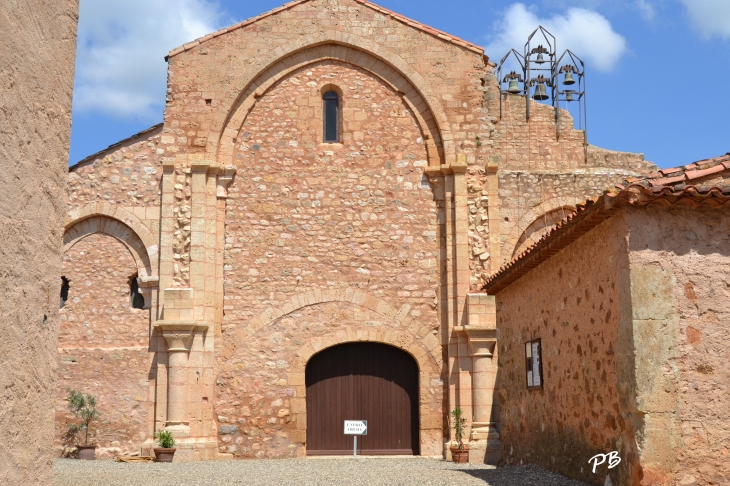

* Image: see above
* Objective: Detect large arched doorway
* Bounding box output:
[306,342,420,456]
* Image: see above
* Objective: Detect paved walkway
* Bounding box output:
[54,457,590,486]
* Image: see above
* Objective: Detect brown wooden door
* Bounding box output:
[306,342,419,455]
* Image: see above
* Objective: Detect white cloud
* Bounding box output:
[634,0,656,21]
[484,3,628,72]
[74,0,227,119]
[679,0,730,40]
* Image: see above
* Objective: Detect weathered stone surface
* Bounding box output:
[0,0,78,483]
[627,207,730,485]
[495,214,633,486]
[55,234,152,459]
[57,0,660,466]
[219,425,239,435]
[495,206,730,485]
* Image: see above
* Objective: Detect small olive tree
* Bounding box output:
[66,389,101,446]
[451,407,467,450]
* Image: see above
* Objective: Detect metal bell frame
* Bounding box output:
[497,26,589,159]
[554,49,586,144]
[497,49,526,119]
[525,27,556,120]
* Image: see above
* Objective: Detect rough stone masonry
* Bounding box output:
[57,0,657,472]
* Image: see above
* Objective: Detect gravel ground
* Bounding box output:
[54,457,590,486]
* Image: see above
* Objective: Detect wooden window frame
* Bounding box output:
[525,338,544,390]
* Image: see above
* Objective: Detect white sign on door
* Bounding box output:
[344,420,368,435]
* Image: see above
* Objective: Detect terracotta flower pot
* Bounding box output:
[450,445,470,464]
[153,448,176,463]
[77,445,96,460]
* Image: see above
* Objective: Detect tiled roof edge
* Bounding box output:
[165,0,485,60]
[624,152,730,190]
[483,196,612,295]
[483,181,730,295]
[68,123,164,172]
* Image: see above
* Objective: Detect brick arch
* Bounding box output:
[64,205,158,278]
[243,288,441,371]
[208,32,455,166]
[506,197,581,261]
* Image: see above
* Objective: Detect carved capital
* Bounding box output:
[217,165,237,198]
[464,327,497,357]
[154,320,208,352]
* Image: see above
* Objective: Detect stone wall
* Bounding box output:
[0,0,78,482]
[55,0,665,462]
[67,125,164,236]
[495,214,635,486]
[218,60,443,458]
[626,207,730,486]
[465,92,656,286]
[56,233,153,458]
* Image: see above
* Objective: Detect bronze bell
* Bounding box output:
[535,52,545,64]
[564,90,575,102]
[507,78,521,94]
[533,83,549,100]
[563,71,576,85]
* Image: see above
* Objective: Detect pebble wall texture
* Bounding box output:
[495,215,632,486]
[56,233,152,458]
[56,0,658,466]
[218,61,443,458]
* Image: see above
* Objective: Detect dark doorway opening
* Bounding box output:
[305,342,419,455]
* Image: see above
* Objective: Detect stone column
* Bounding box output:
[461,294,501,464]
[159,322,196,435]
[153,288,208,439]
[467,329,498,435]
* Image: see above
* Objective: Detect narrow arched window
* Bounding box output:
[129,275,145,309]
[60,277,70,308]
[323,91,339,143]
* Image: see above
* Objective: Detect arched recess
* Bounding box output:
[305,342,420,455]
[208,32,455,167]
[288,330,443,457]
[509,203,578,260]
[64,205,158,279]
[238,288,441,371]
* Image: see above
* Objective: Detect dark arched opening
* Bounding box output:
[129,274,145,309]
[60,276,70,308]
[305,342,419,455]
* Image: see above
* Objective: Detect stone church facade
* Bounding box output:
[55,0,655,462]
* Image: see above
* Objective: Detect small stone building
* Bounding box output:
[485,155,730,485]
[55,0,657,462]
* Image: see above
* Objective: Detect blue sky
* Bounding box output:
[70,0,730,169]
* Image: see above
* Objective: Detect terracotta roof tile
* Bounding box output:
[166,0,484,60]
[483,152,730,295]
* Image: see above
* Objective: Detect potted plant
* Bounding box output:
[153,430,176,462]
[65,389,101,460]
[449,407,469,463]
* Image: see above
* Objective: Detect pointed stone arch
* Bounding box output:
[207,31,456,167]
